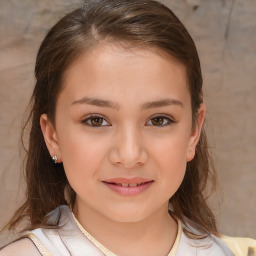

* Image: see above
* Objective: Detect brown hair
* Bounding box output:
[4,0,218,237]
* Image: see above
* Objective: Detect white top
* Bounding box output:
[0,205,236,256]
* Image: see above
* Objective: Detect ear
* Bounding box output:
[40,114,62,163]
[186,104,206,162]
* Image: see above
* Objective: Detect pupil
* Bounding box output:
[92,118,103,126]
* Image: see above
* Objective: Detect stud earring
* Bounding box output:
[52,155,58,164]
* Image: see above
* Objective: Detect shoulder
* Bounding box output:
[0,238,41,256]
[0,206,72,256]
[221,235,256,256]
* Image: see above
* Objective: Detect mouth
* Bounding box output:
[102,178,154,196]
[104,181,151,187]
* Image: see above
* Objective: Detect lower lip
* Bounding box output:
[102,181,153,196]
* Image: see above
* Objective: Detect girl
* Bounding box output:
[0,0,255,255]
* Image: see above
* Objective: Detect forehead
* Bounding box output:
[60,43,190,107]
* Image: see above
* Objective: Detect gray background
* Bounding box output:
[0,0,255,239]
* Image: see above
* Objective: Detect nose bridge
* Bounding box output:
[109,123,148,168]
[121,124,141,155]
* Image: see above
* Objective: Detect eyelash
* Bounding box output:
[81,114,175,127]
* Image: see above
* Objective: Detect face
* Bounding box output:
[41,44,205,223]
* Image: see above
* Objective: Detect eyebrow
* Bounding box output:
[71,97,183,110]
[72,97,120,110]
[141,98,183,110]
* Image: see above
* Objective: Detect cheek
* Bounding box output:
[150,132,189,191]
[58,132,108,182]
[151,130,190,165]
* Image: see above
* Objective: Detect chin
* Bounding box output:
[105,206,150,223]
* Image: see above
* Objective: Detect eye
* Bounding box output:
[146,115,174,127]
[81,115,111,127]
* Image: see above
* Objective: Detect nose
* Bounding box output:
[109,126,148,168]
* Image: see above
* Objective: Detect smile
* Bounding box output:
[109,182,148,187]
[102,178,154,196]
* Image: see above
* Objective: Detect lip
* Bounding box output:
[102,177,154,196]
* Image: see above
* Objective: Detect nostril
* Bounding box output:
[108,142,148,168]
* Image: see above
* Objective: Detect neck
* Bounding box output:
[73,201,178,256]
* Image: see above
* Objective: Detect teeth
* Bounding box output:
[129,183,138,187]
[118,183,140,187]
[111,182,147,187]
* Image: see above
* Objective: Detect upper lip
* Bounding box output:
[102,177,153,185]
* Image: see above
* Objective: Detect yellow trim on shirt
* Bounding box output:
[26,233,54,256]
[72,212,182,256]
[167,218,182,256]
[221,235,256,256]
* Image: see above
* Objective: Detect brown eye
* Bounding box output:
[82,115,110,127]
[91,117,103,126]
[152,117,164,125]
[146,115,174,126]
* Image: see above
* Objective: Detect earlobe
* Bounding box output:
[186,104,206,162]
[40,114,62,162]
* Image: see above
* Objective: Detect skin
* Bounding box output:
[40,44,205,256]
